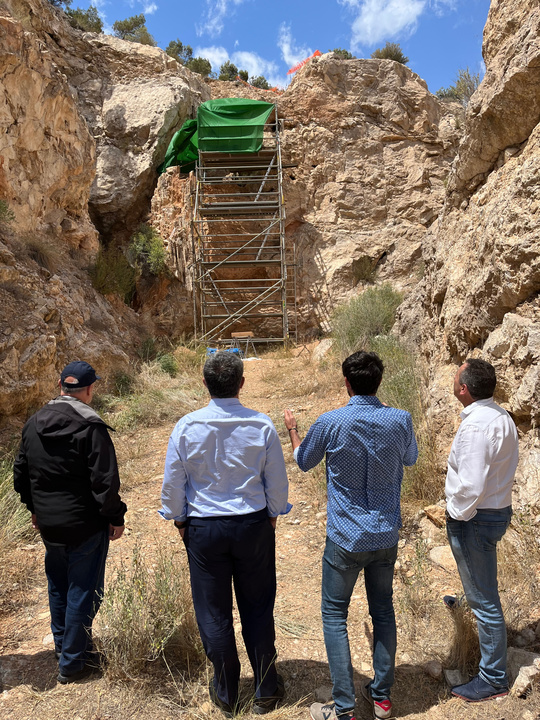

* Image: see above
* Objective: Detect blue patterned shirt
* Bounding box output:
[295,395,418,552]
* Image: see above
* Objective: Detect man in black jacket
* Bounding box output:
[14,360,126,684]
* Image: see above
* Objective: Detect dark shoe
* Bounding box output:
[309,702,355,720]
[443,595,465,610]
[252,673,285,714]
[361,681,393,719]
[451,674,509,702]
[57,664,96,684]
[54,649,61,662]
[209,681,236,718]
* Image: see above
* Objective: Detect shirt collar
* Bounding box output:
[208,397,243,409]
[347,395,383,407]
[460,396,495,419]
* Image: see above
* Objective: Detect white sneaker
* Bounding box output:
[361,682,393,720]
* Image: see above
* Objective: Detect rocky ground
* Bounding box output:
[0,352,539,720]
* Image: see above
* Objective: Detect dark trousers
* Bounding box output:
[184,509,278,707]
[43,529,109,676]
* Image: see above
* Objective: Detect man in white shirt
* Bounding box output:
[445,358,518,702]
[160,351,290,716]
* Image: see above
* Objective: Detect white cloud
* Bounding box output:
[143,3,158,14]
[338,0,426,49]
[194,45,230,70]
[197,0,247,38]
[277,24,312,68]
[194,45,289,89]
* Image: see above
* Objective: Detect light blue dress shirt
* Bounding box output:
[295,395,418,552]
[160,398,291,522]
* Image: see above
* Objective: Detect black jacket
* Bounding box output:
[13,396,127,545]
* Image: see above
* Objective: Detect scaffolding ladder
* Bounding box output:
[191,106,297,346]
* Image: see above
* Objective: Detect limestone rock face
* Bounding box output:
[159,56,460,337]
[0,1,97,250]
[0,0,209,423]
[1,0,210,243]
[397,0,540,510]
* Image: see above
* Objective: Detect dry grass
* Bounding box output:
[95,543,204,682]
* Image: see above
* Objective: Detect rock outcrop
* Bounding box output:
[153,55,460,337]
[0,0,208,424]
[397,0,540,509]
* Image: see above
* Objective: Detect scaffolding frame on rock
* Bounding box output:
[191,105,297,346]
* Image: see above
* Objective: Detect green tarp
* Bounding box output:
[157,98,275,175]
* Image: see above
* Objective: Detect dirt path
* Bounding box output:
[0,354,537,720]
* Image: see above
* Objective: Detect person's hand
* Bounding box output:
[284,408,297,430]
[31,513,39,530]
[109,524,124,541]
[269,516,277,530]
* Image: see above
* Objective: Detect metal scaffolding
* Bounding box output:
[191,105,296,346]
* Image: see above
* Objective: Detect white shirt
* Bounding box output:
[160,398,291,522]
[446,398,519,521]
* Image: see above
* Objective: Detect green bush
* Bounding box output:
[89,246,136,304]
[128,224,168,276]
[330,48,355,59]
[158,353,179,377]
[0,200,15,224]
[436,67,480,107]
[250,75,270,89]
[66,5,103,32]
[371,42,409,65]
[331,284,403,357]
[0,449,33,550]
[95,544,203,679]
[219,61,248,81]
[112,14,156,46]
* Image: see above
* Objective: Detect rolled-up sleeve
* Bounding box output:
[262,426,292,517]
[159,430,188,522]
[296,418,328,472]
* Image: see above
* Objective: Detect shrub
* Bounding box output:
[0,449,33,551]
[0,200,15,224]
[219,61,248,82]
[250,75,270,89]
[158,353,179,378]
[331,284,403,357]
[66,5,103,32]
[128,224,168,276]
[112,14,156,46]
[186,57,213,77]
[95,544,203,679]
[23,236,59,272]
[371,42,409,65]
[436,67,481,107]
[89,246,137,304]
[330,48,355,59]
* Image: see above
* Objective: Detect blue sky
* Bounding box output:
[72,0,490,92]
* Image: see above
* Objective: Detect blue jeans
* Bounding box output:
[43,529,109,676]
[321,537,398,714]
[446,507,512,688]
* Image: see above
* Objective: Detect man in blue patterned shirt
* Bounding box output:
[284,351,418,720]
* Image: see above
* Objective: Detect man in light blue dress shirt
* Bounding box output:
[160,351,291,716]
[284,351,418,720]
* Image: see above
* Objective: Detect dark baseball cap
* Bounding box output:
[60,361,101,389]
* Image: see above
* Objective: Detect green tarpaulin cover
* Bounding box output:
[157,98,275,175]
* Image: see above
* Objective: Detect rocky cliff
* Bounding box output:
[397,0,540,508]
[153,55,460,337]
[0,0,208,426]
